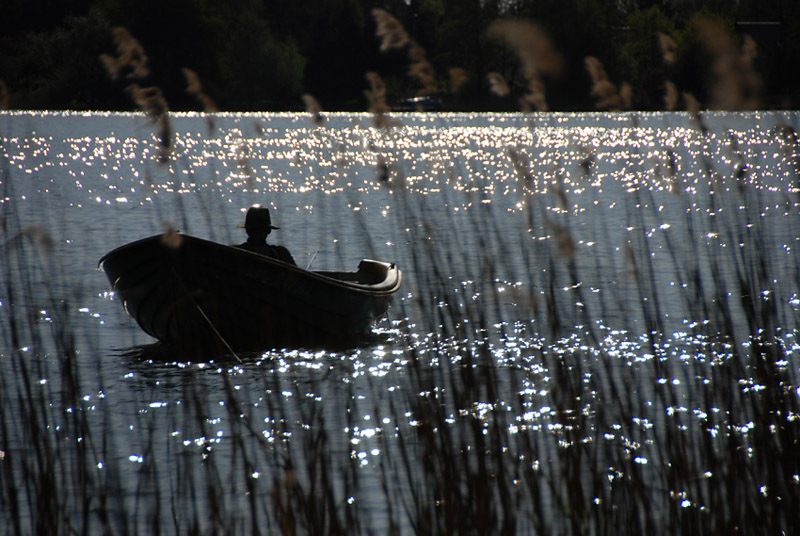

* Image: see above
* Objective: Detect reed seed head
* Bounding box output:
[488,20,563,112]
[183,68,202,95]
[519,77,548,112]
[371,10,438,96]
[507,147,534,193]
[449,68,468,93]
[365,72,397,129]
[664,81,679,111]
[160,222,182,248]
[235,141,254,188]
[488,20,564,79]
[409,60,437,94]
[487,73,510,98]
[407,43,438,96]
[183,68,219,114]
[585,57,629,111]
[619,82,633,110]
[100,27,150,81]
[658,33,678,64]
[125,84,171,162]
[125,84,168,119]
[372,9,410,52]
[683,91,700,113]
[130,84,163,116]
[693,15,761,110]
[302,94,325,126]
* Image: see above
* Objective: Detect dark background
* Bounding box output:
[1,0,797,112]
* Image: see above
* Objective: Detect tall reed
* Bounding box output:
[1,14,799,536]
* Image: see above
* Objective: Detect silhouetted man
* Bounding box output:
[237,206,296,265]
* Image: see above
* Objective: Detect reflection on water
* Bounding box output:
[1,111,799,533]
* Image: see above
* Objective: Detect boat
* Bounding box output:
[99,233,402,353]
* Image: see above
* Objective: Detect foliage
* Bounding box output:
[617,6,675,109]
[0,0,797,110]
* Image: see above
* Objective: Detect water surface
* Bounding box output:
[2,110,799,533]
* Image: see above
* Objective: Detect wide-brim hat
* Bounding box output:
[237,207,280,230]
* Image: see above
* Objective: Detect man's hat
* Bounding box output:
[237,207,280,231]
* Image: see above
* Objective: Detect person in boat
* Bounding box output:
[236,206,296,265]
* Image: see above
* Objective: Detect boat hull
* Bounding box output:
[99,234,401,352]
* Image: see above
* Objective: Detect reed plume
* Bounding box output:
[371,9,439,96]
[683,91,701,114]
[99,27,150,81]
[585,56,631,110]
[658,32,678,64]
[487,20,563,111]
[235,139,254,187]
[407,43,438,95]
[619,82,633,109]
[183,68,219,114]
[693,15,761,110]
[488,20,563,78]
[657,30,699,116]
[664,80,679,111]
[521,78,548,112]
[302,94,325,126]
[364,71,387,112]
[449,68,468,94]
[683,90,710,133]
[487,72,510,98]
[373,8,410,52]
[364,72,395,129]
[126,84,171,163]
[741,34,758,66]
[506,147,533,192]
[160,221,182,248]
[658,32,681,111]
[101,28,171,162]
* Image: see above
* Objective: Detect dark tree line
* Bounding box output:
[0,0,797,112]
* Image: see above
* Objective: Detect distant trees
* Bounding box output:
[618,6,677,109]
[0,0,796,111]
[0,6,115,110]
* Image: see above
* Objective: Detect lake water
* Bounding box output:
[2,110,799,533]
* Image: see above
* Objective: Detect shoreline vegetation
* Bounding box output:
[0,0,798,112]
[2,6,800,535]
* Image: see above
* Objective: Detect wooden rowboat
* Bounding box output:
[99,233,401,352]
